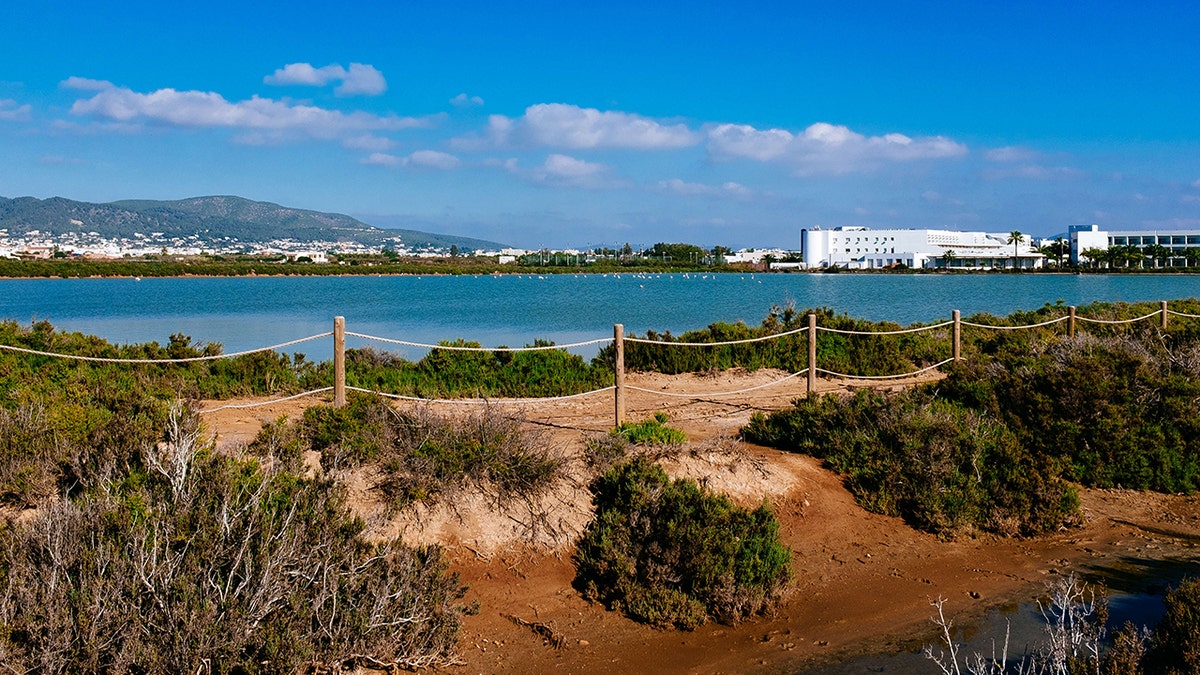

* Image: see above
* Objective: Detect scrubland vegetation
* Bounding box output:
[3,298,1200,667]
[0,398,470,673]
[743,300,1200,538]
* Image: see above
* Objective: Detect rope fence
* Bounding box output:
[3,300,1192,426]
[0,332,331,364]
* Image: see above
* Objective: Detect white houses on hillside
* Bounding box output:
[800,226,1043,270]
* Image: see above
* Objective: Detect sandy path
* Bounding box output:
[200,370,1200,674]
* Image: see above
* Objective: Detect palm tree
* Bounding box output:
[1144,244,1172,268]
[940,249,957,269]
[1080,247,1103,268]
[1183,247,1200,269]
[1006,231,1025,269]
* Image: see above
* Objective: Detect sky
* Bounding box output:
[1,1,1198,249]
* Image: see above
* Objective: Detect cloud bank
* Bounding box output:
[63,78,426,142]
[457,103,700,150]
[706,122,967,174]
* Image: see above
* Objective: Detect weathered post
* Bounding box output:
[1162,300,1169,329]
[334,316,346,407]
[807,312,817,396]
[952,310,961,362]
[1068,306,1076,338]
[614,324,625,427]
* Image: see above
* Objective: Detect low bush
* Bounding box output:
[256,394,566,511]
[574,458,791,630]
[935,334,1200,494]
[0,403,471,673]
[1144,578,1200,674]
[614,411,687,446]
[743,390,1079,538]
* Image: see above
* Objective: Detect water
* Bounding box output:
[3,273,1199,359]
[800,556,1200,674]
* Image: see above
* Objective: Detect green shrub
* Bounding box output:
[613,412,687,446]
[743,390,1079,537]
[266,395,565,511]
[1145,578,1200,674]
[574,458,791,629]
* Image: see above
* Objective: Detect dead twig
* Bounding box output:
[502,612,568,650]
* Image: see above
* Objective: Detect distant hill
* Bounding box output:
[0,195,506,251]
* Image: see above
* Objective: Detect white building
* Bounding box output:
[1069,224,1200,266]
[800,226,1043,270]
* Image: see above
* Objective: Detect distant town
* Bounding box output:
[4,223,1200,271]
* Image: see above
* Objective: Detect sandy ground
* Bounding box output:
[200,370,1200,674]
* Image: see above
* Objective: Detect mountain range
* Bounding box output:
[0,195,506,251]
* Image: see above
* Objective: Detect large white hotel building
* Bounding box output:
[1069,224,1200,265]
[799,226,1044,270]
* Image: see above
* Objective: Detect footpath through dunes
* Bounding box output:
[201,369,1200,675]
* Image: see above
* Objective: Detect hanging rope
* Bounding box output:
[0,332,332,363]
[344,331,612,352]
[197,387,335,413]
[960,316,1070,330]
[344,385,616,405]
[624,325,808,347]
[817,320,954,336]
[626,369,808,398]
[1074,310,1162,325]
[816,358,955,381]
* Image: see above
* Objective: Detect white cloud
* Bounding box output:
[492,154,614,188]
[60,76,113,91]
[361,150,462,170]
[982,165,1083,180]
[337,64,387,96]
[985,146,1039,162]
[264,62,387,96]
[64,79,428,142]
[406,150,461,170]
[706,121,967,174]
[0,98,31,121]
[455,103,700,150]
[1192,178,1200,189]
[657,178,751,198]
[361,152,401,167]
[537,154,607,181]
[342,134,395,152]
[450,93,484,108]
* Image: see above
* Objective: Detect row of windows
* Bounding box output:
[831,236,897,244]
[1111,235,1200,246]
[843,248,897,254]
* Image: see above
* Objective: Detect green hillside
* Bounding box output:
[0,195,505,251]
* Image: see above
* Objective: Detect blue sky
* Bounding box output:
[1,1,1198,249]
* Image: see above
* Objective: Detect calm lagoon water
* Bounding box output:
[3,273,1200,359]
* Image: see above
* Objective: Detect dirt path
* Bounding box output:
[200,370,1200,674]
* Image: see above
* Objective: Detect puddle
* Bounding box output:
[797,556,1198,675]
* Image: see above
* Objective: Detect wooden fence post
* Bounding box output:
[334,316,346,407]
[614,324,625,427]
[1068,306,1076,338]
[952,310,961,362]
[1162,300,1169,329]
[807,312,817,396]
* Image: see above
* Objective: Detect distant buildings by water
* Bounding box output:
[800,226,1044,270]
[1069,224,1200,266]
